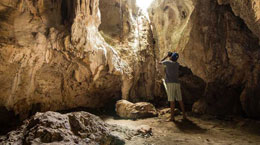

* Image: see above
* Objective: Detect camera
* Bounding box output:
[167,52,173,57]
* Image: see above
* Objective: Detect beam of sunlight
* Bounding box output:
[136,0,154,19]
[136,0,154,11]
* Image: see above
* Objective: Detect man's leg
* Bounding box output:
[178,100,187,119]
[170,101,175,121]
[175,83,186,119]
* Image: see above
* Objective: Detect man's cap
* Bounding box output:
[171,53,179,61]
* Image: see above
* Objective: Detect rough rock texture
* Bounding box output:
[179,66,205,109]
[0,111,124,145]
[116,100,157,119]
[1,0,259,125]
[158,108,181,117]
[98,0,160,102]
[0,0,204,127]
[218,0,260,40]
[0,0,128,119]
[149,0,260,118]
[0,0,164,122]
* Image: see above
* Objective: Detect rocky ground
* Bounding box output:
[103,109,260,145]
[0,111,125,145]
[1,109,259,145]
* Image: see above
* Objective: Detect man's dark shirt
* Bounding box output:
[162,60,180,83]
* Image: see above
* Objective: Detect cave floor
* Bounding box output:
[102,113,260,145]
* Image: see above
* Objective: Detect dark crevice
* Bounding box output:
[181,11,187,19]
[89,0,93,15]
[61,0,75,26]
[163,6,169,11]
[0,107,21,135]
[223,4,260,49]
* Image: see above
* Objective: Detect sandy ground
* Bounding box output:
[102,112,260,145]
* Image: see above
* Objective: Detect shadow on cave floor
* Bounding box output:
[173,118,207,133]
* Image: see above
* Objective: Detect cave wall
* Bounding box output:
[218,0,260,40]
[98,0,162,102]
[149,0,260,118]
[0,0,168,120]
[0,0,132,119]
[0,0,259,120]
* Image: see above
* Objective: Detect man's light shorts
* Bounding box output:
[165,83,182,101]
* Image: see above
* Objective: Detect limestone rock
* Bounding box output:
[149,0,260,118]
[158,108,181,116]
[192,100,208,115]
[217,0,260,40]
[179,66,206,109]
[0,111,124,145]
[116,100,158,119]
[0,0,260,124]
[0,0,161,122]
[0,0,125,118]
[99,0,160,102]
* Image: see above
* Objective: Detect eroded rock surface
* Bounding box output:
[0,0,128,119]
[99,0,160,102]
[0,111,124,145]
[218,0,260,40]
[149,0,260,118]
[116,100,157,119]
[0,0,163,122]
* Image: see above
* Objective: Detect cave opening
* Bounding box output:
[136,0,154,19]
[136,0,154,12]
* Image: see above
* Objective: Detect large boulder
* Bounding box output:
[116,100,158,119]
[0,111,124,145]
[179,66,206,110]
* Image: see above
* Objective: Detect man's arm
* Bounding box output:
[159,55,169,64]
[159,52,173,64]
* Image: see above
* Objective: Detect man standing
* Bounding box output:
[160,52,186,121]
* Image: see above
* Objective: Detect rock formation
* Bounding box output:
[116,100,157,119]
[0,0,164,122]
[149,0,260,118]
[0,111,124,145]
[218,0,260,39]
[98,0,159,102]
[0,0,259,127]
[0,0,122,118]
